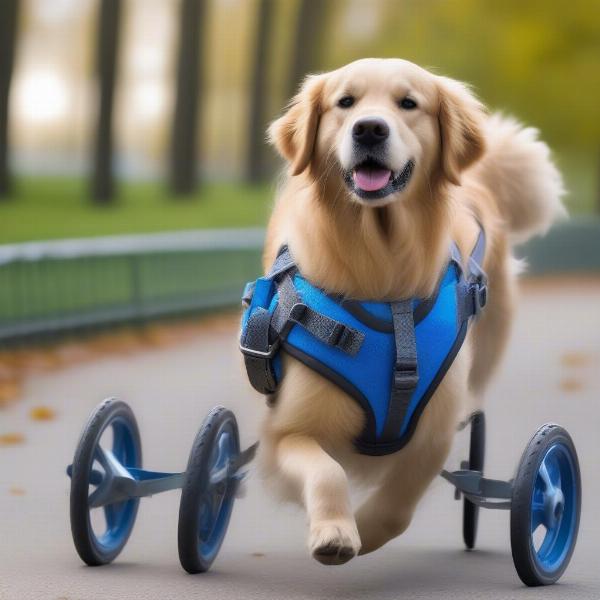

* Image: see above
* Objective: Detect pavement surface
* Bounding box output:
[1,279,600,600]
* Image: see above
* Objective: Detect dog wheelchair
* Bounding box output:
[67,397,580,586]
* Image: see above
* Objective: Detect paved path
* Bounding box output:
[1,280,600,600]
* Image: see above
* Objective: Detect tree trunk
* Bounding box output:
[91,0,122,204]
[597,146,600,215]
[170,0,206,196]
[245,0,273,183]
[0,0,20,199]
[286,0,328,100]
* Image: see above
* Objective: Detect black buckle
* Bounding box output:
[471,280,488,316]
[239,338,280,359]
[394,360,419,390]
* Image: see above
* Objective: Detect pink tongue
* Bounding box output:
[352,167,391,192]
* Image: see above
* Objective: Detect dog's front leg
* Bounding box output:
[276,434,361,565]
[355,427,454,555]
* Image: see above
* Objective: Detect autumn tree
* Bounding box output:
[91,0,122,204]
[170,0,206,196]
[0,0,20,199]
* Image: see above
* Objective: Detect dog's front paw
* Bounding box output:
[309,519,361,566]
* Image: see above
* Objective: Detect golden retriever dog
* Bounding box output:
[254,58,564,565]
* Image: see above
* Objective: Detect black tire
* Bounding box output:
[178,406,240,574]
[510,424,581,586]
[70,398,142,566]
[463,411,485,550]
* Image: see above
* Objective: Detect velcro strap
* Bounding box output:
[271,274,364,355]
[287,303,364,356]
[381,300,419,442]
[240,307,278,394]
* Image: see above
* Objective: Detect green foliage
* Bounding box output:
[0,178,272,243]
[325,0,600,152]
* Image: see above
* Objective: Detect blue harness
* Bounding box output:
[240,231,487,456]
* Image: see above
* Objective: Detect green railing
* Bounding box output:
[1,219,598,346]
[0,229,264,345]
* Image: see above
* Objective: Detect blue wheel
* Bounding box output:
[178,406,240,573]
[69,398,142,566]
[510,424,581,586]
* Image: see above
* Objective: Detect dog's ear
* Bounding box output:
[437,77,486,185]
[268,74,325,176]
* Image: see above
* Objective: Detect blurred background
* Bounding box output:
[0,0,599,350]
[1,3,600,597]
[1,0,599,219]
[0,0,598,347]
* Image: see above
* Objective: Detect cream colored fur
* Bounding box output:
[250,58,565,565]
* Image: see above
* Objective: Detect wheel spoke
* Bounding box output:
[88,480,109,507]
[104,502,120,530]
[545,454,561,490]
[538,459,555,494]
[198,496,215,539]
[94,444,112,471]
[209,431,232,485]
[531,499,546,531]
[112,424,127,464]
[95,445,131,478]
[214,432,231,470]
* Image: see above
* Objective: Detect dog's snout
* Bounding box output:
[352,117,390,147]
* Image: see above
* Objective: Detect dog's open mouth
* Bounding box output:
[344,158,414,201]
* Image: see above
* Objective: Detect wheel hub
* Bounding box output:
[543,486,564,529]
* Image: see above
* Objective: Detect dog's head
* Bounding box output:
[269,58,486,208]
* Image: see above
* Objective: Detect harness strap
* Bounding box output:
[470,227,486,268]
[267,245,295,279]
[239,246,298,394]
[241,259,365,393]
[272,274,364,355]
[465,228,488,318]
[380,300,419,442]
[240,306,279,394]
[453,228,488,320]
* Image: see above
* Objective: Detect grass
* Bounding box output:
[0,153,597,245]
[0,177,273,244]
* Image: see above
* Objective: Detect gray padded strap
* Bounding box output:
[270,274,300,331]
[241,281,256,307]
[241,307,278,394]
[289,303,364,355]
[381,299,419,441]
[452,228,488,321]
[466,227,487,318]
[469,228,486,270]
[272,274,364,355]
[267,246,295,279]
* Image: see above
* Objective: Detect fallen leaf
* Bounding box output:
[560,352,592,368]
[0,380,22,407]
[0,432,25,446]
[8,486,25,496]
[559,378,584,393]
[30,406,57,421]
[18,349,63,372]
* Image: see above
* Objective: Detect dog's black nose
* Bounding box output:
[352,118,389,146]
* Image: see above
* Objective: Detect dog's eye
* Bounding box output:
[399,97,418,110]
[337,95,355,109]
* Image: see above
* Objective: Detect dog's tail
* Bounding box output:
[474,113,566,243]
